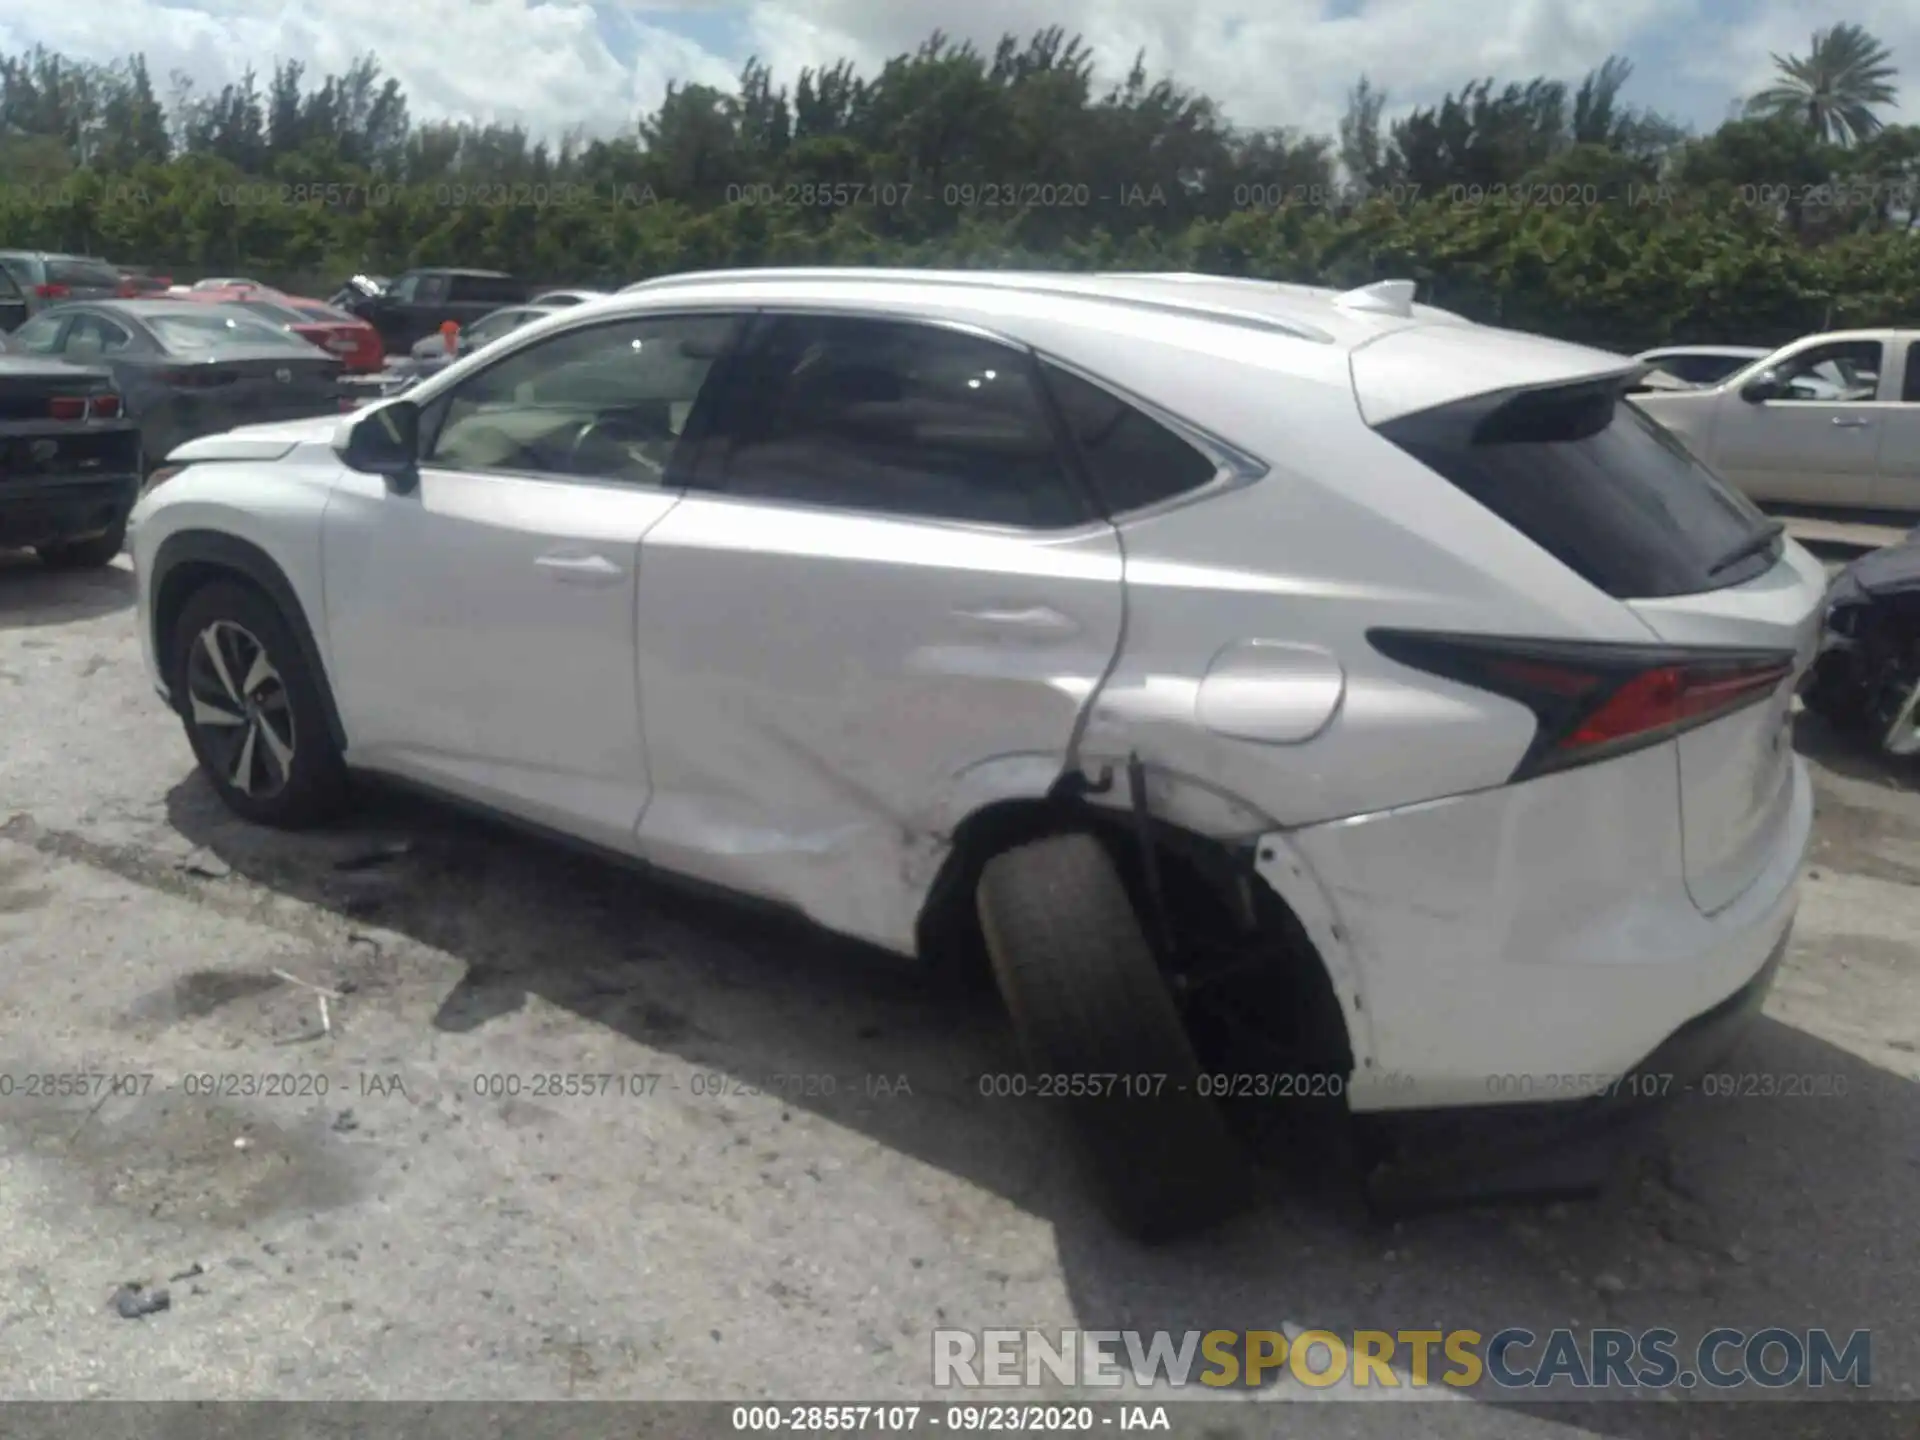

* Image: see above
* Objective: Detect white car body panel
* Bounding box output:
[131,268,1821,1113]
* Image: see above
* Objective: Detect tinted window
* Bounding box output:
[1771,340,1883,402]
[1042,363,1219,514]
[1648,354,1749,385]
[711,316,1088,529]
[48,256,122,289]
[1383,382,1776,599]
[1904,345,1920,403]
[415,275,450,304]
[449,275,524,304]
[389,275,420,303]
[426,313,742,485]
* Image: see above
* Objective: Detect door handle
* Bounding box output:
[535,551,624,585]
[1831,417,1873,428]
[954,604,1080,636]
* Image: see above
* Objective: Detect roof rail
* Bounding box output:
[617,267,1332,342]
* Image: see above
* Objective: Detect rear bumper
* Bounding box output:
[0,475,139,546]
[1257,740,1810,1114]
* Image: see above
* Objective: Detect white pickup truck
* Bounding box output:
[1633,328,1920,511]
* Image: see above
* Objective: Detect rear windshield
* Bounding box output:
[148,310,314,353]
[47,256,123,288]
[236,299,313,326]
[1379,380,1777,599]
[293,302,353,323]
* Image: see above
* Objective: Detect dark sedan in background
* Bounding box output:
[0,329,143,567]
[7,301,344,473]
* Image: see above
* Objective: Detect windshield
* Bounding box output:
[148,309,315,352]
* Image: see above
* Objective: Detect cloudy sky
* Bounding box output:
[0,0,1914,143]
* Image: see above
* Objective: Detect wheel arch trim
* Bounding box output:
[149,529,348,753]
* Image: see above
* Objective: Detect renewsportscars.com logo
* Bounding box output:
[932,1328,1872,1392]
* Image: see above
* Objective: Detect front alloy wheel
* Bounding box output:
[184,619,297,799]
[170,580,347,828]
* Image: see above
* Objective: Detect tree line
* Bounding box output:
[1,23,1917,349]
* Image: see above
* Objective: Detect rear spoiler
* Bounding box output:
[1350,323,1638,428]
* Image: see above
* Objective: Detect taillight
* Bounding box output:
[1368,630,1795,780]
[34,283,70,299]
[48,396,87,420]
[89,393,122,419]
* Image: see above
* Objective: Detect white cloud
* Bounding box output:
[0,0,1910,143]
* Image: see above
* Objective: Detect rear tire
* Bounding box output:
[976,832,1254,1241]
[37,517,127,570]
[169,580,348,829]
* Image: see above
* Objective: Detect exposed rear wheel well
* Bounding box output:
[917,792,1354,1080]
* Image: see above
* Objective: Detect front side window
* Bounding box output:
[414,275,450,305]
[1770,341,1884,403]
[426,312,743,486]
[708,315,1088,529]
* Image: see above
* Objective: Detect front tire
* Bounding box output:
[37,517,127,570]
[976,832,1253,1241]
[169,581,347,828]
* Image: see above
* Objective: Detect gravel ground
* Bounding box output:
[0,551,1915,1435]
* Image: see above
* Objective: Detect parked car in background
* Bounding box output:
[0,251,127,316]
[183,288,386,373]
[1633,345,1771,390]
[192,277,273,292]
[327,273,390,310]
[114,267,175,297]
[1804,524,1920,757]
[129,268,1821,1239]
[337,267,528,350]
[0,329,142,566]
[399,302,566,378]
[0,265,28,332]
[8,300,344,474]
[529,288,609,307]
[1633,328,1920,510]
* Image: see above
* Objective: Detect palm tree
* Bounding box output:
[1746,23,1898,145]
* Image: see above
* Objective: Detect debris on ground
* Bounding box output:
[332,1110,359,1133]
[110,1283,170,1319]
[175,849,231,880]
[168,1263,205,1283]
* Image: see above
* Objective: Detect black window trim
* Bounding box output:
[1033,349,1268,522]
[683,305,1113,538]
[1900,336,1920,404]
[415,307,754,492]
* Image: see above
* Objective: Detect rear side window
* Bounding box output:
[708,315,1090,530]
[0,255,38,287]
[47,256,121,289]
[1042,363,1220,514]
[1381,382,1776,599]
[450,275,527,304]
[1651,354,1750,385]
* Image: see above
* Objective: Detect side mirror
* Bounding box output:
[1740,370,1783,403]
[338,399,421,492]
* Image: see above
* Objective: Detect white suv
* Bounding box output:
[130,269,1823,1239]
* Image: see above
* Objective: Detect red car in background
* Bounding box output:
[179,285,386,373]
